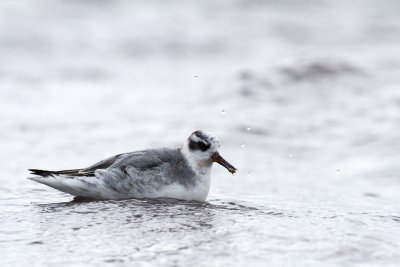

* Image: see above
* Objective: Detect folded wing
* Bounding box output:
[28,149,178,199]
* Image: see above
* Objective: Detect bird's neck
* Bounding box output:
[180,147,212,176]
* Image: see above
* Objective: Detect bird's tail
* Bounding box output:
[27,169,100,198]
[28,169,56,177]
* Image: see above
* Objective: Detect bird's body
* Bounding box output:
[28,130,236,201]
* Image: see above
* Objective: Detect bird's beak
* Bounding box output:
[211,152,237,174]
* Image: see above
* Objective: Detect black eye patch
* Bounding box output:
[189,140,210,152]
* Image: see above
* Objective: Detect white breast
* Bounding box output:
[149,170,211,201]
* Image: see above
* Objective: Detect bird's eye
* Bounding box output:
[188,139,210,152]
[197,142,208,149]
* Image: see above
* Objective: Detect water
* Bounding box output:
[1,0,400,266]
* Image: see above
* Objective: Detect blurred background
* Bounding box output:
[1,0,400,266]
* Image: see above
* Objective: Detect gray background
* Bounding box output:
[1,0,400,266]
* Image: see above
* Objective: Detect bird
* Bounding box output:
[28,130,237,201]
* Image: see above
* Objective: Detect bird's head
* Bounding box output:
[182,130,237,174]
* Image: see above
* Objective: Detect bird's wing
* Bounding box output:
[90,149,179,197]
[28,149,165,177]
[95,149,174,181]
[28,149,179,199]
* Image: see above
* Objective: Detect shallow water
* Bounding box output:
[1,0,400,266]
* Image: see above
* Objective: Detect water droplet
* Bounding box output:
[246,171,251,177]
[194,75,198,79]
[246,127,251,131]
[221,109,226,115]
[289,154,293,158]
[241,143,245,148]
[336,169,340,172]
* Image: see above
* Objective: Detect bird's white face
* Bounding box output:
[182,130,237,174]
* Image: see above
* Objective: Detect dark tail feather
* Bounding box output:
[29,168,92,177]
[28,169,57,177]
